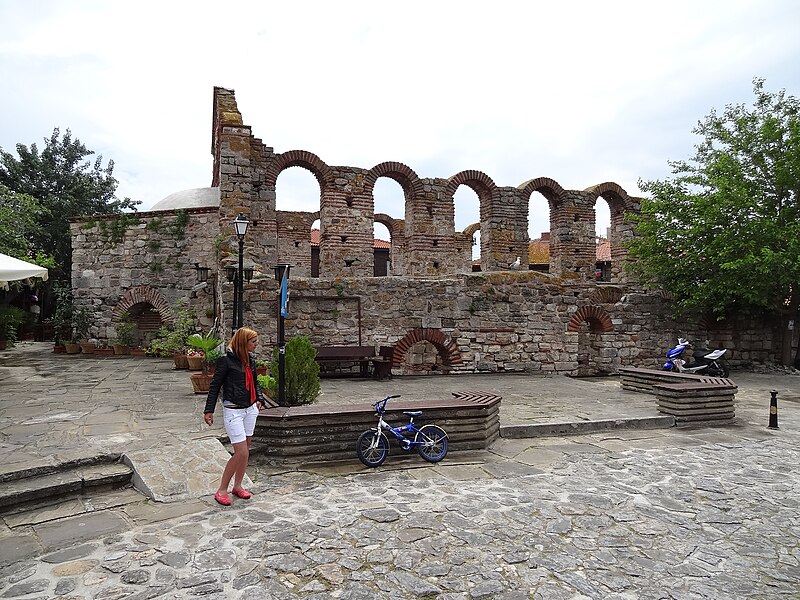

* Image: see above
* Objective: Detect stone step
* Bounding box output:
[500,415,675,438]
[0,461,133,513]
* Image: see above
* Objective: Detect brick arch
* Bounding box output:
[392,327,462,368]
[113,286,172,324]
[445,170,498,200]
[265,149,334,190]
[587,286,626,305]
[518,177,566,204]
[463,222,481,236]
[365,161,424,198]
[374,212,400,239]
[567,306,613,333]
[584,181,632,212]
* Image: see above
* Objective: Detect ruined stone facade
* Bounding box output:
[69,87,782,375]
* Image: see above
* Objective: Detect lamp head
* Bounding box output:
[233,213,249,239]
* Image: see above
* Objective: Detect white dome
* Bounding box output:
[149,187,220,211]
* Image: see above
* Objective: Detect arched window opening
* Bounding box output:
[275,166,320,212]
[528,191,550,272]
[373,178,404,219]
[373,222,391,276]
[310,218,321,278]
[594,198,612,282]
[454,186,480,269]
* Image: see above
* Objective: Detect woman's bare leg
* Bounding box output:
[219,440,249,493]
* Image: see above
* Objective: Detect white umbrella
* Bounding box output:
[0,252,49,290]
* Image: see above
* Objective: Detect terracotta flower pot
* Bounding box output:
[80,343,97,354]
[187,356,204,371]
[173,354,189,370]
[129,348,146,357]
[64,343,82,354]
[53,344,66,353]
[112,344,130,355]
[191,373,213,394]
[94,348,115,356]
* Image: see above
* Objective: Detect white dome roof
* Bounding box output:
[149,187,220,211]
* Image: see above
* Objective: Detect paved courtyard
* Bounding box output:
[0,343,799,598]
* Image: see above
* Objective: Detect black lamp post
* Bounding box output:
[272,263,291,406]
[232,214,249,332]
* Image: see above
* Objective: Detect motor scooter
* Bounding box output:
[663,338,730,377]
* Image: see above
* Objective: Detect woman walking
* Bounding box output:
[203,327,268,505]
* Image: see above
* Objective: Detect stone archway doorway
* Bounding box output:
[391,327,462,375]
[567,306,614,376]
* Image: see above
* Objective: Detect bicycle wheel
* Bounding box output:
[416,424,448,463]
[356,429,389,467]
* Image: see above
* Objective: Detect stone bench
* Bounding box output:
[252,391,501,464]
[618,367,737,426]
[315,345,378,378]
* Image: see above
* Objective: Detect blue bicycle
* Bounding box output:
[356,395,448,467]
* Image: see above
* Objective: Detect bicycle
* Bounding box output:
[356,395,448,468]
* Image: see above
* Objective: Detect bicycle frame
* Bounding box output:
[368,395,440,450]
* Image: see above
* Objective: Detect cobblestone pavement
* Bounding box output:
[2,426,799,599]
[1,343,799,598]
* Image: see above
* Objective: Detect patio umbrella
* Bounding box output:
[0,252,49,290]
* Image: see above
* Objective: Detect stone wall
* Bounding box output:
[67,86,790,372]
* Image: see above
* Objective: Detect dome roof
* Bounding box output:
[149,187,220,211]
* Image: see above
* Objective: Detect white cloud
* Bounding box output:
[1,0,798,244]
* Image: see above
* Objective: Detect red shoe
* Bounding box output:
[231,488,252,499]
[214,491,231,506]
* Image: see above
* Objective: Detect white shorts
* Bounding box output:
[222,404,259,444]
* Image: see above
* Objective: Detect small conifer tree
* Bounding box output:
[268,336,320,406]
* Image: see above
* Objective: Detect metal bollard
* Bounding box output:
[767,390,779,430]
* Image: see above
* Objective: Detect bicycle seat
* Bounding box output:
[403,410,422,417]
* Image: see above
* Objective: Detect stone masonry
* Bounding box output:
[69,87,784,374]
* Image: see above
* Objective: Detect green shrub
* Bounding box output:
[146,300,196,356]
[0,305,26,344]
[268,336,320,406]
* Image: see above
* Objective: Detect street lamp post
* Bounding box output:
[232,214,249,331]
[272,264,291,406]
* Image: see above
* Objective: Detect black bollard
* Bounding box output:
[767,389,779,430]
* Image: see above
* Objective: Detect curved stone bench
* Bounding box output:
[618,367,737,426]
[252,392,501,464]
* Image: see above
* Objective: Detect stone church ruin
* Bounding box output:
[70,87,782,375]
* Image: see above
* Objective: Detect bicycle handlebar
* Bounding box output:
[374,394,401,411]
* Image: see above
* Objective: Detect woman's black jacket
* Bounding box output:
[204,350,266,414]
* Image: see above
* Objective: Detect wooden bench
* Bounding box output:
[252,391,501,464]
[618,367,737,426]
[315,345,376,377]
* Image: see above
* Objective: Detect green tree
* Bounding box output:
[0,183,49,261]
[627,78,800,365]
[0,128,140,280]
[268,336,321,406]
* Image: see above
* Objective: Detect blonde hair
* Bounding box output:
[229,327,258,367]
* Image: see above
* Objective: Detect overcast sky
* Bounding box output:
[1,0,798,242]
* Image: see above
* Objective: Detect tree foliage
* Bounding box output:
[0,184,47,259]
[0,128,139,280]
[268,336,321,406]
[627,78,800,322]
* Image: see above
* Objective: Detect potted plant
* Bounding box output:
[72,304,96,354]
[257,373,276,398]
[187,330,223,392]
[255,358,269,376]
[94,341,115,356]
[111,311,137,355]
[147,300,196,368]
[51,283,72,353]
[205,347,223,376]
